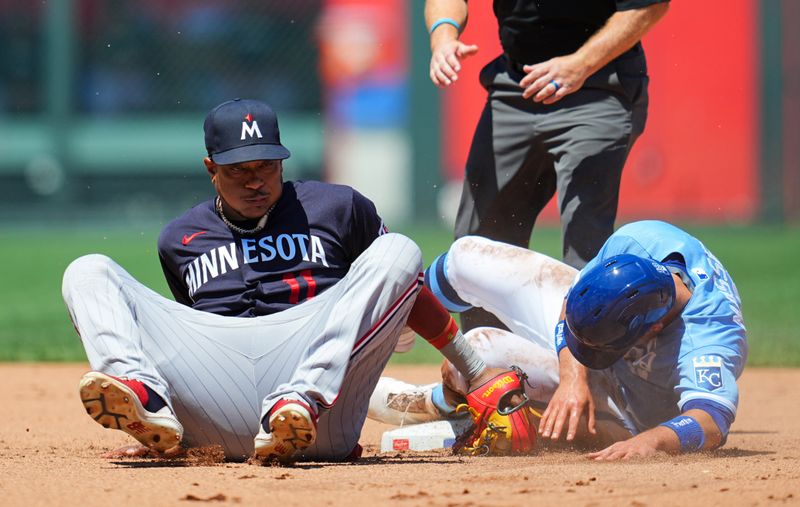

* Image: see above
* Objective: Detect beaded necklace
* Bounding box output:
[215,196,275,235]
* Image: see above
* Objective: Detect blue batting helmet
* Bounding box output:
[564,254,676,369]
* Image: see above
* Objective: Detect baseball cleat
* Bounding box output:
[79,371,183,453]
[254,399,317,462]
[367,377,447,426]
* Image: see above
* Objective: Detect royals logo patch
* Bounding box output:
[693,355,723,391]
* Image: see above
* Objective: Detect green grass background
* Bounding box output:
[1,223,797,366]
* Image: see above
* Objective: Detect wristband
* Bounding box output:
[660,415,705,452]
[429,17,461,35]
[431,384,457,415]
[554,319,568,356]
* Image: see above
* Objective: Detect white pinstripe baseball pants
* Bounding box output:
[62,233,422,460]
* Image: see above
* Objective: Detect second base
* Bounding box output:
[380,418,472,453]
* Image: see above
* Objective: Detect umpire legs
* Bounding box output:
[453,56,647,330]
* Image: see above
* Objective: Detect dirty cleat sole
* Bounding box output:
[254,401,316,462]
[79,371,183,452]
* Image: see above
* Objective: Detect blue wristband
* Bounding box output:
[660,415,706,452]
[431,384,457,415]
[554,319,568,356]
[429,17,461,35]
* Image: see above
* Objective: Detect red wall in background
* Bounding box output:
[441,0,759,223]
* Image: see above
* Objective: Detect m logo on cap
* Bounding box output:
[241,113,263,140]
[204,99,291,163]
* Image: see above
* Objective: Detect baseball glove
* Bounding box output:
[453,366,541,455]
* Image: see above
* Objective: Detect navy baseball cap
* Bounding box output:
[204,98,291,165]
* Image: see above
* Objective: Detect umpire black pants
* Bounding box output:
[455,51,649,330]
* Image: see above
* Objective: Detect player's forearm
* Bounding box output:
[645,408,724,453]
[557,346,590,386]
[573,2,669,78]
[556,302,587,385]
[677,409,724,450]
[425,0,468,49]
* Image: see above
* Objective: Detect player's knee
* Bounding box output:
[62,254,115,293]
[372,233,422,281]
[462,327,518,370]
[380,232,421,259]
[463,327,490,344]
[463,326,508,348]
[449,236,474,260]
[424,248,472,313]
[449,236,490,272]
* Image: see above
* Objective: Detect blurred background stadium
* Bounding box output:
[0,0,798,364]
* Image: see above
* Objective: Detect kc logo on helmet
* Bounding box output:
[693,355,723,391]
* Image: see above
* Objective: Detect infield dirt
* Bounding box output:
[0,364,797,507]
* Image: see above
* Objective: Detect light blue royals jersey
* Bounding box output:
[579,221,748,433]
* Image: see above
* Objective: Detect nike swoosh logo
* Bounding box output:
[182,231,208,245]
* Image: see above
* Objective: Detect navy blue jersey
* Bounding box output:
[157,181,386,317]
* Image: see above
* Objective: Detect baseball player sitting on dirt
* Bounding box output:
[369,221,748,460]
[62,98,530,462]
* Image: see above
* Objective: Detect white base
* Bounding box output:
[380,419,472,452]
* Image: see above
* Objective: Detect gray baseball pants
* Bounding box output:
[455,52,649,330]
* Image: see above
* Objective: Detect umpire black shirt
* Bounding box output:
[494,0,669,66]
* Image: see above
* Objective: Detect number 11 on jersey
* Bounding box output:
[282,270,317,304]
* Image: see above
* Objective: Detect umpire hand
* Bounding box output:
[519,53,591,105]
[429,39,479,87]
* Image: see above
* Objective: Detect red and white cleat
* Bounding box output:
[254,399,317,463]
[79,371,183,453]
